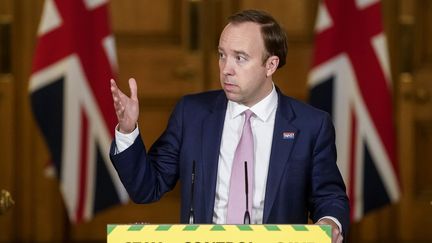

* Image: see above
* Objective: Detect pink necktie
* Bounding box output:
[226,110,254,224]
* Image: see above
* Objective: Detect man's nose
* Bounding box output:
[221,59,234,76]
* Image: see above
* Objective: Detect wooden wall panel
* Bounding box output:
[117,47,204,97]
[31,134,65,242]
[71,199,180,241]
[273,44,314,100]
[396,0,432,241]
[0,4,14,242]
[27,140,75,242]
[397,71,432,241]
[0,76,15,242]
[111,0,175,34]
[414,121,432,193]
[11,0,67,241]
[412,0,432,204]
[240,0,316,40]
[411,0,432,235]
[0,0,12,15]
[416,0,432,64]
[113,0,204,99]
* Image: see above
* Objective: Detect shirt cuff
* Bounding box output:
[318,216,342,233]
[114,124,139,154]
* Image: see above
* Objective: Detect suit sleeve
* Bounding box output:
[109,98,185,203]
[308,113,350,234]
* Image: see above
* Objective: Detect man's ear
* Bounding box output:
[266,56,279,77]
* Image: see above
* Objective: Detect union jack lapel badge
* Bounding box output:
[283,131,295,140]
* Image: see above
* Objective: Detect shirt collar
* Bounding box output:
[228,83,278,122]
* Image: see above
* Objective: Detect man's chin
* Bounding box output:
[224,91,241,103]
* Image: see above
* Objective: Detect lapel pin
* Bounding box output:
[282,131,295,140]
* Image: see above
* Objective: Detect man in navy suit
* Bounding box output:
[110,9,349,243]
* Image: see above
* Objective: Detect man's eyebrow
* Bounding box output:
[217,48,250,58]
[233,50,250,58]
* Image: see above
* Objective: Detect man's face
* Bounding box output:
[218,22,275,107]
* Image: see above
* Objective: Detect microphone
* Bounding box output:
[243,161,251,224]
[188,160,196,224]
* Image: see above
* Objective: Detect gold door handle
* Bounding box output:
[399,74,430,104]
[401,88,431,104]
[0,189,14,215]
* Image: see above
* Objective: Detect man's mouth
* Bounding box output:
[223,82,237,91]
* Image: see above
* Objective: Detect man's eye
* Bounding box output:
[218,52,225,59]
[236,56,246,62]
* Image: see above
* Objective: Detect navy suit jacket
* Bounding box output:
[110,88,349,232]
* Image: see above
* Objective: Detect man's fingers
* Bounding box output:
[110,79,121,99]
[332,227,343,243]
[315,218,342,243]
[110,78,138,124]
[110,78,118,92]
[129,78,138,101]
[110,79,123,115]
[113,98,122,110]
[110,78,117,87]
[113,99,123,115]
[337,235,343,243]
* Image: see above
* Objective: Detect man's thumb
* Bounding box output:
[129,78,138,100]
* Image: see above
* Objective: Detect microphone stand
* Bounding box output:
[188,160,196,224]
[243,161,251,224]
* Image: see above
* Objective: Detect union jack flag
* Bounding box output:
[308,0,400,221]
[29,0,128,223]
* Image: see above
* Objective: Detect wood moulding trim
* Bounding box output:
[414,120,432,200]
[138,96,180,110]
[113,0,182,47]
[115,33,181,46]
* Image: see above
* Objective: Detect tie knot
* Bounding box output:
[243,110,253,121]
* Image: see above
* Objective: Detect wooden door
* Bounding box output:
[397,0,432,241]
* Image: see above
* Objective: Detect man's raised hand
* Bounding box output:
[110,78,139,134]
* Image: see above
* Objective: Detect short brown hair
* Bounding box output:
[228,9,288,69]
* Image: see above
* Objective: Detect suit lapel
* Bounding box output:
[201,92,227,222]
[263,91,298,222]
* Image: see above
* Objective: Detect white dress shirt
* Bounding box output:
[212,85,278,224]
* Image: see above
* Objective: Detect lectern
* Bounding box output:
[107,224,331,243]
